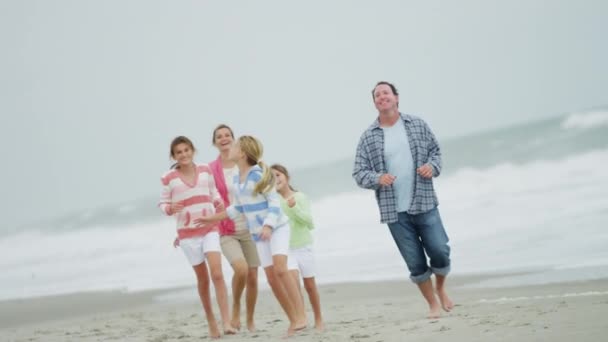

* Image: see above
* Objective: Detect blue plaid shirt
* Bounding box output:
[352,113,442,223]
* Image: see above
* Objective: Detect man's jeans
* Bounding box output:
[387,207,451,284]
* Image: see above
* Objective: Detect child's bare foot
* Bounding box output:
[437,288,454,312]
[208,321,221,339]
[295,321,307,331]
[286,322,306,337]
[428,302,441,319]
[247,319,256,333]
[223,323,237,335]
[286,325,296,338]
[230,318,241,331]
[231,305,241,330]
[314,320,325,332]
[295,316,307,330]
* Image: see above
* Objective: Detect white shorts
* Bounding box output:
[290,245,316,278]
[180,232,221,266]
[287,252,298,271]
[255,225,291,268]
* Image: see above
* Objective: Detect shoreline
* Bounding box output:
[2,272,608,341]
[0,269,550,328]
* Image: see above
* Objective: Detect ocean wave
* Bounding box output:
[478,291,608,303]
[2,149,608,300]
[560,110,608,130]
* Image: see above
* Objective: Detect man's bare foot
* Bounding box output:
[208,321,221,339]
[437,288,454,312]
[428,302,441,319]
[223,323,237,335]
[247,320,256,333]
[314,321,325,332]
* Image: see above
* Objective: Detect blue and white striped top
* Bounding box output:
[226,165,289,241]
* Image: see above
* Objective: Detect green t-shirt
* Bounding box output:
[280,192,314,248]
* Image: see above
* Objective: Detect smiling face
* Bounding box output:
[171,142,194,168]
[213,127,234,153]
[373,83,399,113]
[272,169,288,192]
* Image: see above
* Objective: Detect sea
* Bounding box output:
[1,109,607,301]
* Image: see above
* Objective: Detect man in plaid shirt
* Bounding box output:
[353,81,453,318]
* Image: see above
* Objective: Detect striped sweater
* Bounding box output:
[159,164,222,240]
[226,165,289,241]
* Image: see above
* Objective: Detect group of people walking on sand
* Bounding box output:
[158,81,453,338]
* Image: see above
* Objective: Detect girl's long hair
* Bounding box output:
[169,136,196,169]
[237,135,275,195]
[270,164,297,192]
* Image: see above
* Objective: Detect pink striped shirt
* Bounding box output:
[159,164,222,239]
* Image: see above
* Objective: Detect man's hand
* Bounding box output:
[416,164,434,179]
[379,174,396,186]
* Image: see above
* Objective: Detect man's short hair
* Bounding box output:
[372,81,399,98]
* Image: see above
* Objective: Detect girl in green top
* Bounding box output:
[271,164,325,332]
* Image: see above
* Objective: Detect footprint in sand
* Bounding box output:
[350,333,371,338]
[401,325,421,332]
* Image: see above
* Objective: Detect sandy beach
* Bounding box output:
[1,272,607,342]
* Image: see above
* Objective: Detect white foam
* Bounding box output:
[310,149,608,284]
[479,291,608,303]
[560,110,608,130]
[1,149,608,300]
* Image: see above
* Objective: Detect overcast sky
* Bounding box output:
[1,0,607,228]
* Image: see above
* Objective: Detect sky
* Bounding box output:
[1,0,607,229]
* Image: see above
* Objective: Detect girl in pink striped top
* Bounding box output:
[159,136,236,338]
